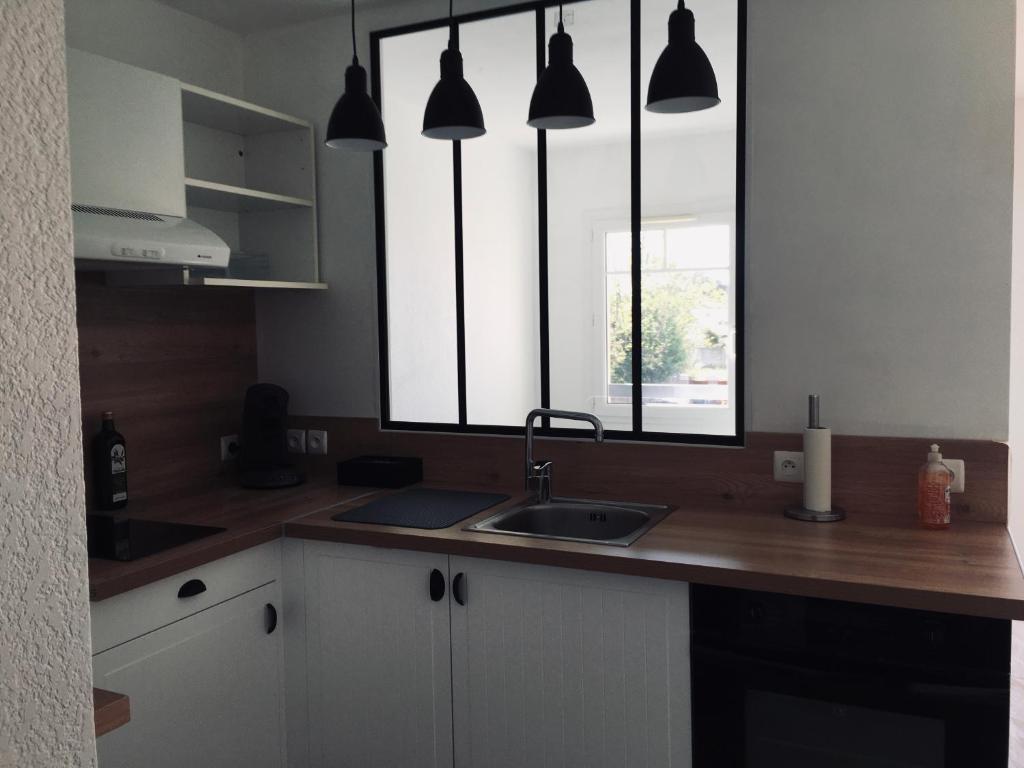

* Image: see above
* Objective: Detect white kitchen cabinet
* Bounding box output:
[449,556,691,768]
[296,543,692,768]
[66,49,186,218]
[93,581,285,768]
[301,542,454,768]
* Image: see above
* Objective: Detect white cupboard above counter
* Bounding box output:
[66,49,325,290]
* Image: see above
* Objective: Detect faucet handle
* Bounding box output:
[531,460,552,475]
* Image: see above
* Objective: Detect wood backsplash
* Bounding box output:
[75,273,256,502]
[290,416,1009,523]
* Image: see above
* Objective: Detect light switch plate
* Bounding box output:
[773,451,804,483]
[945,459,965,493]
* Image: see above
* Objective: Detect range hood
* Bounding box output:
[72,205,230,269]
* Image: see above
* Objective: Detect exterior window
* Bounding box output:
[600,217,735,435]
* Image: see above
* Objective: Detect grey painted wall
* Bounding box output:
[64,0,245,96]
[0,1,96,765]
[245,0,1015,440]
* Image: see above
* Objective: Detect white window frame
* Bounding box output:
[587,205,737,436]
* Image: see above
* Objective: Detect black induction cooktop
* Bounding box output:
[86,514,226,562]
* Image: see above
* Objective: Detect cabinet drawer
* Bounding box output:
[92,540,281,653]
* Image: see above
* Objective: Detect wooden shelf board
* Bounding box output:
[185,178,312,212]
[181,82,310,135]
[94,688,131,737]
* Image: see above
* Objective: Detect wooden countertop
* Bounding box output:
[286,487,1024,621]
[88,479,1024,620]
[93,688,130,737]
[88,478,374,601]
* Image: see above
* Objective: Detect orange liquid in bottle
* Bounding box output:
[917,452,952,529]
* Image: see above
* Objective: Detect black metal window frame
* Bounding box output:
[370,0,747,446]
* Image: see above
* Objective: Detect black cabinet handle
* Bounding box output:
[453,572,466,606]
[429,569,446,602]
[177,578,207,599]
[265,603,278,635]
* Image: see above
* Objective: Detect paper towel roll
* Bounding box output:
[804,427,832,512]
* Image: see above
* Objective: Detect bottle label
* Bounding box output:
[110,444,127,503]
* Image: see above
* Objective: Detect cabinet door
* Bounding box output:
[93,582,284,768]
[67,49,186,217]
[450,557,691,768]
[303,542,453,768]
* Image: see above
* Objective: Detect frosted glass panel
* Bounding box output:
[381,28,458,423]
[460,11,540,427]
[546,0,632,431]
[641,0,738,436]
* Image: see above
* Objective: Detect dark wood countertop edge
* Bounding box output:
[283,521,1024,622]
[93,687,130,737]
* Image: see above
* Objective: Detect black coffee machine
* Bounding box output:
[239,383,305,489]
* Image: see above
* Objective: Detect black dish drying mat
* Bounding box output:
[332,488,509,530]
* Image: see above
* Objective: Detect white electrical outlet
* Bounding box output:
[945,458,965,493]
[287,429,307,454]
[773,451,804,482]
[220,434,239,462]
[307,429,328,456]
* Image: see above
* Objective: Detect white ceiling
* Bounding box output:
[155,0,366,35]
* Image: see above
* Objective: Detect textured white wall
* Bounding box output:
[0,2,96,767]
[247,0,1014,440]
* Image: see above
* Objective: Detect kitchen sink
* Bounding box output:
[466,498,672,547]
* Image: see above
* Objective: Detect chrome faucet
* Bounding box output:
[525,408,604,503]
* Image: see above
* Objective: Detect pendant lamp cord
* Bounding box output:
[351,0,358,62]
[558,3,564,33]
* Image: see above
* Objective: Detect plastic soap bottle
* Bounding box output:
[917,444,952,529]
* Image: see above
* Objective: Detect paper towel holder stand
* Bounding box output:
[784,394,846,522]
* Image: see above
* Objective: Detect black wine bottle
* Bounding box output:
[93,411,127,510]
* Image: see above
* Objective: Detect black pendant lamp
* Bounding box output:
[528,4,595,130]
[422,0,485,140]
[646,0,720,114]
[326,0,387,151]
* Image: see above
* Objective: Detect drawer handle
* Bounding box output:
[429,569,445,602]
[453,572,466,606]
[177,579,207,599]
[265,603,278,635]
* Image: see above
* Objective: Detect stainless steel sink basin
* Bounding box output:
[466,497,672,547]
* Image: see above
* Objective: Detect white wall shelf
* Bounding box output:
[104,267,327,291]
[185,178,313,213]
[181,81,320,285]
[181,83,310,135]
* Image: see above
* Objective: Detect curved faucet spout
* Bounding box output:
[524,409,605,502]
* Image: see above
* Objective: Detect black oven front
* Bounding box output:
[690,585,1010,767]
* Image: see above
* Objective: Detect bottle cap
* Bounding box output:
[928,443,942,462]
[102,411,114,420]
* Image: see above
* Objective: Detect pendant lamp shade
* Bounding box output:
[528,21,594,130]
[423,38,486,140]
[325,0,387,151]
[646,1,720,114]
[326,60,387,151]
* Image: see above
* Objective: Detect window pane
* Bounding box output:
[547,0,632,432]
[460,11,540,427]
[640,0,739,436]
[380,28,459,424]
